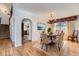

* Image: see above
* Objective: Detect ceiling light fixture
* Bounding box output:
[48,12,56,24]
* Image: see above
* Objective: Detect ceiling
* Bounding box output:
[0,3,79,18]
[17,3,79,18]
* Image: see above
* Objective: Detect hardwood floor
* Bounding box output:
[0,39,47,56]
[0,39,79,56]
[33,40,79,56]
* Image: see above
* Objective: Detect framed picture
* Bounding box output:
[37,22,46,31]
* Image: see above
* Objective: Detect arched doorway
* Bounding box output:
[22,18,32,44]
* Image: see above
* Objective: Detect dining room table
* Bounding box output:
[47,34,59,43]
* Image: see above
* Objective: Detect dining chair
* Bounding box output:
[41,34,52,51]
[56,32,64,51]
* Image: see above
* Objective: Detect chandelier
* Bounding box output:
[47,12,77,24]
[48,12,56,24]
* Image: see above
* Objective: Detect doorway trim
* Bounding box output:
[21,18,32,44]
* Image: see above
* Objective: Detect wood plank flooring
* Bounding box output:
[33,40,79,56]
[0,39,79,56]
[0,39,48,56]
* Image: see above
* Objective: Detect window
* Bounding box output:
[55,22,67,32]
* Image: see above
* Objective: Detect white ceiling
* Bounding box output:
[18,3,79,14]
[0,3,79,19]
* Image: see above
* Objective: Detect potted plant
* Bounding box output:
[47,27,52,34]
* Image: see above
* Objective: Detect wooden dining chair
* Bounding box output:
[56,31,64,51]
[41,34,52,51]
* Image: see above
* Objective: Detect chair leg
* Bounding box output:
[46,44,48,51]
[50,45,52,49]
[41,43,44,49]
[58,44,60,51]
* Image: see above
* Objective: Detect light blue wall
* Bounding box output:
[11,5,39,47]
